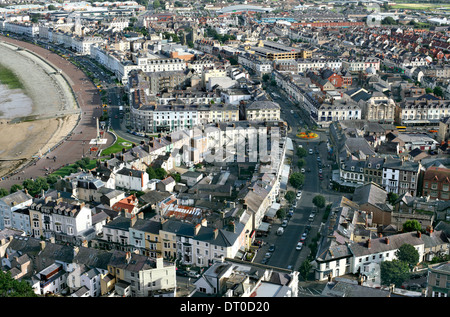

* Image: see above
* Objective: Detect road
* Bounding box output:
[255,84,343,273]
[0,34,114,190]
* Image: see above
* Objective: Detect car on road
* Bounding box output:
[296,242,303,251]
[261,258,269,265]
[319,169,323,174]
[309,214,315,222]
[292,201,297,208]
[281,220,288,227]
[269,244,275,252]
[296,190,302,198]
[317,156,321,161]
[309,149,313,154]
[264,252,272,259]
[176,269,188,277]
[300,232,307,242]
[187,271,200,278]
[301,168,305,173]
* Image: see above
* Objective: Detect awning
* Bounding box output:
[257,222,271,232]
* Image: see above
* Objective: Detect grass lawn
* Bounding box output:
[391,3,450,10]
[51,159,97,178]
[100,133,133,156]
[0,64,24,90]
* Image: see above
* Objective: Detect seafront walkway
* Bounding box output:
[0,35,114,190]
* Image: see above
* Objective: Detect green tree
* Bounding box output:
[146,166,157,179]
[153,0,161,9]
[299,260,312,281]
[154,168,167,180]
[395,244,420,270]
[296,147,307,158]
[9,184,23,194]
[22,177,49,197]
[0,271,37,297]
[289,172,305,189]
[170,173,181,183]
[380,260,410,287]
[297,158,306,169]
[312,195,326,209]
[276,208,286,219]
[387,192,399,205]
[262,73,270,82]
[0,188,8,198]
[433,86,444,97]
[284,190,296,204]
[402,220,421,233]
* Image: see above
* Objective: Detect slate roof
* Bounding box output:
[349,231,424,257]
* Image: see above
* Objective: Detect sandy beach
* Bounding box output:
[0,41,79,177]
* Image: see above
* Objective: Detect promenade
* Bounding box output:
[0,35,114,190]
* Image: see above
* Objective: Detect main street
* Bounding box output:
[255,84,344,273]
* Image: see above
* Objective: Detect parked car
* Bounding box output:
[269,244,275,252]
[309,149,313,155]
[300,232,307,242]
[187,271,200,278]
[281,220,288,227]
[176,269,188,277]
[296,190,302,198]
[296,242,303,251]
[301,168,305,173]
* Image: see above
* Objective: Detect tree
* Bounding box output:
[9,184,23,194]
[380,260,410,287]
[0,271,37,297]
[296,147,307,158]
[154,168,167,180]
[276,208,286,220]
[387,192,399,205]
[395,244,420,270]
[433,86,444,97]
[299,261,312,281]
[153,0,161,9]
[297,158,306,169]
[170,173,181,183]
[146,166,157,179]
[289,172,305,189]
[402,220,421,233]
[262,73,270,82]
[0,188,8,198]
[381,17,397,25]
[312,195,326,209]
[285,191,296,204]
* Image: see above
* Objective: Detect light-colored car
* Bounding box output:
[282,220,288,227]
[296,242,303,250]
[309,149,313,155]
[301,168,305,173]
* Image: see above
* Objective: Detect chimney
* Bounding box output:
[417,231,422,238]
[385,237,390,245]
[131,215,137,227]
[367,238,371,249]
[40,240,46,251]
[213,228,219,239]
[125,252,131,264]
[194,223,201,235]
[73,246,79,257]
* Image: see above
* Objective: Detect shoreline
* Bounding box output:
[0,40,79,178]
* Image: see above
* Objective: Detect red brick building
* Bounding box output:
[422,167,450,200]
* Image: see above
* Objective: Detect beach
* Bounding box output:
[0,41,79,177]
